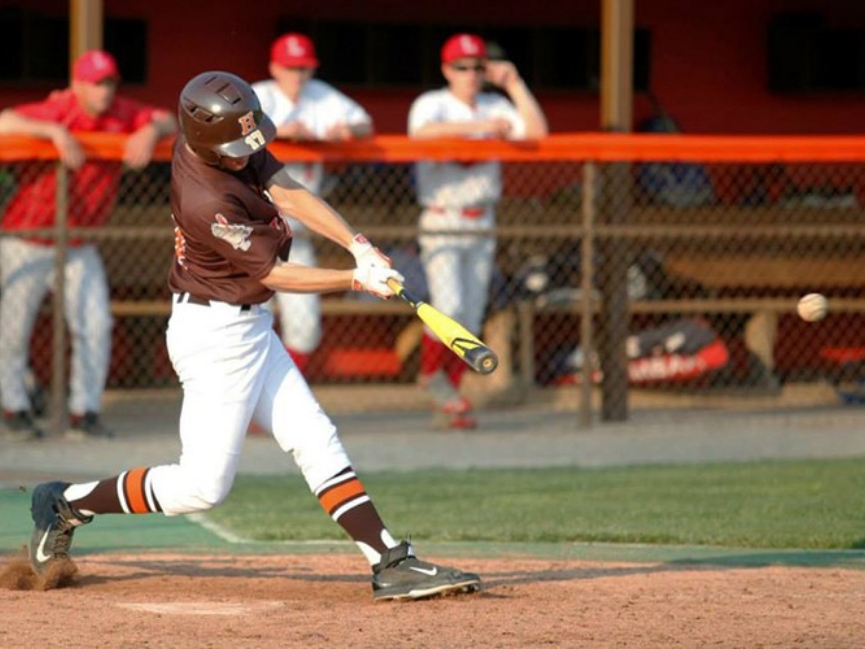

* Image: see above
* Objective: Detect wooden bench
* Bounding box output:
[95,202,865,391]
[515,297,865,389]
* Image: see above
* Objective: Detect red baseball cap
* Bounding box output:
[441,34,487,64]
[270,33,319,68]
[73,50,120,83]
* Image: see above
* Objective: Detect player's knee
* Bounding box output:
[190,478,231,509]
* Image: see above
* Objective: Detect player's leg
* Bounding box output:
[0,238,52,438]
[272,236,321,373]
[63,244,114,437]
[417,238,470,421]
[418,236,476,428]
[28,304,269,574]
[261,335,480,600]
[441,234,496,398]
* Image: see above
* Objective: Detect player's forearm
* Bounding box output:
[0,109,65,140]
[261,261,353,293]
[505,80,549,139]
[146,110,178,139]
[268,183,356,249]
[410,121,490,139]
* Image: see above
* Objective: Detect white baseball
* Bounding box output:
[797,293,828,322]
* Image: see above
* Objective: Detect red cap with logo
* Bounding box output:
[441,34,487,64]
[270,33,319,68]
[73,50,120,83]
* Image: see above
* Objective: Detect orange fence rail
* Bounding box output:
[4,133,865,163]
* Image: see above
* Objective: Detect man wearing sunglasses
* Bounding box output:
[408,33,547,430]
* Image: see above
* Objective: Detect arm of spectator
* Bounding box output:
[485,61,549,139]
[0,108,85,169]
[276,121,317,141]
[410,118,513,140]
[323,119,373,142]
[123,108,177,170]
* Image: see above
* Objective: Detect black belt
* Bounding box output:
[174,292,251,311]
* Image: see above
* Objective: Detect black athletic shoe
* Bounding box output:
[372,541,481,601]
[3,410,44,441]
[66,412,114,440]
[29,481,92,575]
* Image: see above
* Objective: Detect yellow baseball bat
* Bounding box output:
[387,278,499,375]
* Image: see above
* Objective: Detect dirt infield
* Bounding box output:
[2,552,864,648]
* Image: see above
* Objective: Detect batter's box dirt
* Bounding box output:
[1,553,864,648]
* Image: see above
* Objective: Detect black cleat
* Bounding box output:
[3,410,44,441]
[66,412,114,440]
[372,541,481,602]
[29,482,92,575]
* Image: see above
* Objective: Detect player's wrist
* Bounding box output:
[348,233,372,259]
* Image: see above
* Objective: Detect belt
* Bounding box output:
[174,292,251,312]
[427,205,488,218]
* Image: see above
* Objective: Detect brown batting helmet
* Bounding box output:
[178,71,276,165]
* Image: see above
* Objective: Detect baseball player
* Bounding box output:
[408,34,548,429]
[252,33,373,373]
[0,50,177,441]
[26,71,480,602]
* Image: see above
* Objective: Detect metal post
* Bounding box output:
[597,0,634,421]
[579,162,597,428]
[51,163,69,437]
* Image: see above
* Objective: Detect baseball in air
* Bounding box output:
[797,293,828,322]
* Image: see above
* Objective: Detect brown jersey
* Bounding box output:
[167,138,292,305]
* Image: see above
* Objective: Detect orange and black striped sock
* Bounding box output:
[65,467,162,515]
[314,467,389,554]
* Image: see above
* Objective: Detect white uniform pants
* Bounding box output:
[418,207,496,335]
[151,299,350,515]
[0,237,112,414]
[269,235,322,353]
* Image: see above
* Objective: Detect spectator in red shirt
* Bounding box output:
[0,50,177,440]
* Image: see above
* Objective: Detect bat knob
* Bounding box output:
[465,349,498,375]
[479,355,499,374]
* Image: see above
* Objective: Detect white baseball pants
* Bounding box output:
[151,299,350,515]
[0,237,112,414]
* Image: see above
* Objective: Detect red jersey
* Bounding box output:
[1,89,159,233]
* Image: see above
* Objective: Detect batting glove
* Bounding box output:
[349,233,392,270]
[352,266,405,300]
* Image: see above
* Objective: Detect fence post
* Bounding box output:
[596,162,631,421]
[579,161,597,427]
[51,162,69,437]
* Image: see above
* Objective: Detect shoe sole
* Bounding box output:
[373,579,481,602]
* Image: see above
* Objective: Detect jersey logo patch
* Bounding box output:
[211,213,253,251]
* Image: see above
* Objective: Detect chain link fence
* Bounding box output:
[2,136,865,433]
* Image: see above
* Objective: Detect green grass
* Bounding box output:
[206,458,865,550]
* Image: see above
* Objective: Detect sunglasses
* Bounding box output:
[450,63,486,73]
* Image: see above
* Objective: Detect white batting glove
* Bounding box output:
[349,233,392,270]
[352,266,405,300]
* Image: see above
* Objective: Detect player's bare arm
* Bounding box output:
[276,120,316,141]
[122,109,177,170]
[266,175,394,274]
[266,179,358,249]
[485,61,549,139]
[323,120,373,141]
[261,261,353,294]
[0,108,85,169]
[411,118,512,139]
[261,260,402,300]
